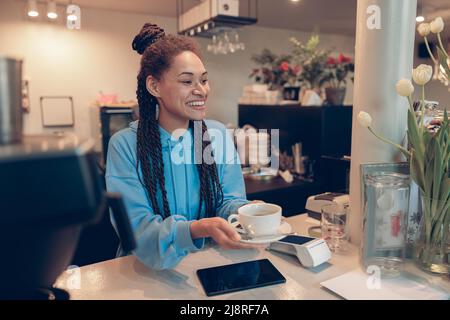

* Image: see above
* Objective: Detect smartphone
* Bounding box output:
[196,259,286,297]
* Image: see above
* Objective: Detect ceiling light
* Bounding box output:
[47,1,58,19]
[416,4,426,23]
[27,0,39,17]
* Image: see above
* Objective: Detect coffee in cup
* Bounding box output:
[228,203,282,237]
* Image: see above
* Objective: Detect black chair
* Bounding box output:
[71,155,120,267]
[71,205,119,267]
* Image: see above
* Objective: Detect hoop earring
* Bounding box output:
[155,103,159,120]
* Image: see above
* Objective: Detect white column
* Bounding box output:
[349,0,417,244]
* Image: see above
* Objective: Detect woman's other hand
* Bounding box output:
[190,217,265,250]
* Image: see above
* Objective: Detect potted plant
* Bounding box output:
[358,19,449,274]
[290,34,330,105]
[323,53,354,105]
[358,18,450,274]
[249,49,301,101]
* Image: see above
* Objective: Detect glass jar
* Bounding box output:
[362,172,410,277]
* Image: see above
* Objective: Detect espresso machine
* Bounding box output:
[0,56,136,299]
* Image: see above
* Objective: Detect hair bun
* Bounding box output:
[132,23,165,55]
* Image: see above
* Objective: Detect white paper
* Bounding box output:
[41,97,74,127]
[320,269,449,300]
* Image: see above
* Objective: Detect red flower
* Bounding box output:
[338,53,351,63]
[279,61,290,72]
[327,57,336,65]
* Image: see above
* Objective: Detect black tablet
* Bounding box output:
[197,259,286,297]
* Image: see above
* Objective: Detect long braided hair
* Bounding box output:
[132,23,223,219]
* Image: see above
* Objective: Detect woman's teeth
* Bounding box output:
[187,101,205,107]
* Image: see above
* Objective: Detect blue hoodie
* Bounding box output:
[105,119,249,270]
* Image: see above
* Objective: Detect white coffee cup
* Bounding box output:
[228,203,282,237]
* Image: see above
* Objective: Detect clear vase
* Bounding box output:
[414,194,450,275]
[361,172,410,277]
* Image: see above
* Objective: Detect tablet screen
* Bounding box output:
[197,259,286,297]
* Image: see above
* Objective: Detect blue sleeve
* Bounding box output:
[105,133,205,270]
[215,128,249,219]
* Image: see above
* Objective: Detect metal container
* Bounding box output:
[0,56,23,144]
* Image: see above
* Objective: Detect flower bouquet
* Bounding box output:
[249,49,300,91]
[289,34,330,90]
[323,53,354,105]
[417,17,450,89]
[324,53,354,89]
[358,60,449,274]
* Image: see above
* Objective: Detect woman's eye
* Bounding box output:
[181,81,192,85]
[202,79,208,84]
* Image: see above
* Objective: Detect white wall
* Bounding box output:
[0,0,175,142]
[0,0,356,143]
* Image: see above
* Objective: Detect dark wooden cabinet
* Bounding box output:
[239,104,353,201]
[245,177,320,216]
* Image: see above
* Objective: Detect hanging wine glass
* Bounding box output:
[207,29,245,55]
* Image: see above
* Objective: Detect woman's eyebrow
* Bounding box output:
[177,71,208,77]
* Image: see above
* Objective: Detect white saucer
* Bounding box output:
[236,221,292,244]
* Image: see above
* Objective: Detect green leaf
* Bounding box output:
[407,108,424,164]
[437,47,450,80]
[424,138,436,196]
[411,151,426,193]
[423,129,432,147]
[432,138,444,214]
[442,178,450,207]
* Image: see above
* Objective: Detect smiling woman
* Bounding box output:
[105,22,263,270]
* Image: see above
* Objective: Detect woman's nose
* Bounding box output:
[193,83,207,96]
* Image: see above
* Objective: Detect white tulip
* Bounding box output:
[412,64,433,85]
[430,17,444,33]
[357,111,372,128]
[396,79,414,96]
[417,23,431,36]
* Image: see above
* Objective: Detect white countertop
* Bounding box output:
[55,214,449,300]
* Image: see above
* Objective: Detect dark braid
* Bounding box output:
[133,23,223,219]
[191,120,224,217]
[136,78,162,216]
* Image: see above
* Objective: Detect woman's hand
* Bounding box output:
[190,217,264,250]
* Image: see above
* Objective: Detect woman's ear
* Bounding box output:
[146,76,160,97]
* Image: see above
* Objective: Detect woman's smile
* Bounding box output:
[187,100,206,111]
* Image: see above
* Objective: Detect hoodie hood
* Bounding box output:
[129,120,192,150]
